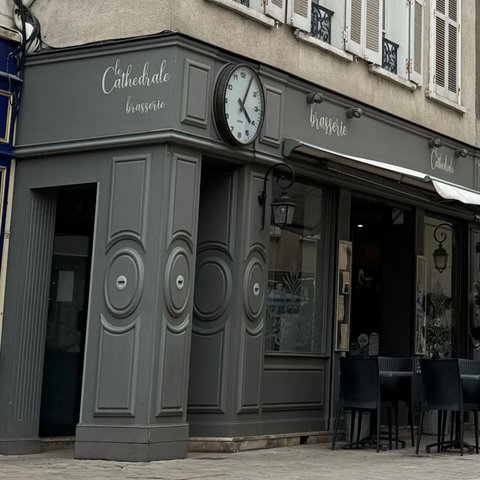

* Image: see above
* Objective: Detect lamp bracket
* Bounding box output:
[433,223,455,246]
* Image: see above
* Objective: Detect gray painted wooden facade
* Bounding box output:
[0,33,478,461]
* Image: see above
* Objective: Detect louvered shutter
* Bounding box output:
[345,0,364,56]
[364,0,382,64]
[432,0,460,103]
[409,0,424,84]
[287,0,312,32]
[265,0,286,23]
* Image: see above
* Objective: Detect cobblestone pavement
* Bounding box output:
[2,438,480,480]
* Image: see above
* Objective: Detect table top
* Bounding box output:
[379,371,414,378]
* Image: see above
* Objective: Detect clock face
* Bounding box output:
[214,64,265,146]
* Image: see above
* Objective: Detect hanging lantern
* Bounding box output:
[270,191,297,230]
[433,244,449,273]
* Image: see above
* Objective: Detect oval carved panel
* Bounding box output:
[165,247,191,317]
[104,248,144,318]
[243,258,265,322]
[194,257,232,322]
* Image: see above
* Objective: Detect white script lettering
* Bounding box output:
[126,96,166,114]
[310,104,348,137]
[102,59,171,95]
[430,148,454,174]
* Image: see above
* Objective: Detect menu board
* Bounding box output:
[335,240,353,351]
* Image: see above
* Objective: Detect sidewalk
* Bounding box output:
[2,438,480,480]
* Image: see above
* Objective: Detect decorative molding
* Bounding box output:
[167,152,201,251]
[187,326,227,414]
[94,315,140,417]
[237,320,263,414]
[181,59,211,128]
[260,85,283,148]
[193,257,232,322]
[13,193,56,422]
[107,154,151,251]
[164,246,191,318]
[243,258,265,322]
[156,314,190,416]
[104,247,144,318]
[245,171,268,261]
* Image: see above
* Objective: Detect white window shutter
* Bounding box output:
[409,0,424,85]
[265,0,286,23]
[364,0,383,64]
[447,0,460,103]
[287,0,312,32]
[345,0,364,57]
[432,0,460,103]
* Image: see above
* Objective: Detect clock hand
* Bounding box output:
[238,98,252,124]
[242,75,254,108]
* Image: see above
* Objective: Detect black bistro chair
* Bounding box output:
[379,357,415,448]
[332,357,392,452]
[416,358,478,455]
[458,359,480,453]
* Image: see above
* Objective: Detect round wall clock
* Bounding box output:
[213,63,265,146]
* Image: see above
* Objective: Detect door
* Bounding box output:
[39,185,96,437]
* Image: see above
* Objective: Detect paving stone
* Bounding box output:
[0,436,480,479]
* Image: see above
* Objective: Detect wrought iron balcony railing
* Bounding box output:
[382,36,399,75]
[310,3,334,44]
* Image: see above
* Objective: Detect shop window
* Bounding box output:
[265,180,329,354]
[428,0,462,109]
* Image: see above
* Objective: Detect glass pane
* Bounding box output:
[424,217,456,358]
[265,181,327,353]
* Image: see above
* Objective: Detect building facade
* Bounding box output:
[0,0,478,463]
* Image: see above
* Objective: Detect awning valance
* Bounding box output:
[284,138,480,207]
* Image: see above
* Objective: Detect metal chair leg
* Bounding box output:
[387,408,392,450]
[474,411,479,454]
[376,407,381,453]
[460,409,464,457]
[437,411,442,453]
[350,410,355,449]
[332,400,342,451]
[416,408,425,455]
[408,402,414,447]
[395,406,399,449]
[356,411,363,449]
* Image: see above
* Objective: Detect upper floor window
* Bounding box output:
[288,0,423,83]
[430,0,461,104]
[344,0,423,83]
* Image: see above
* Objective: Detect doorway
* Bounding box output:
[349,197,414,357]
[39,185,96,437]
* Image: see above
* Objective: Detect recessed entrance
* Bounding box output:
[349,197,414,357]
[39,185,96,437]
